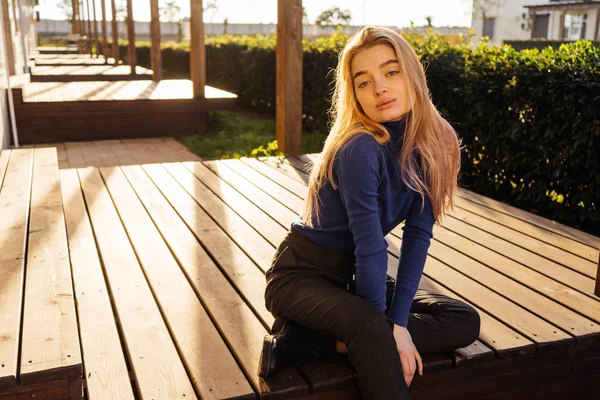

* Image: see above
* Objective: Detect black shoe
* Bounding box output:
[257,318,337,378]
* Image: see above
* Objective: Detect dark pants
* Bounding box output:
[264,228,481,400]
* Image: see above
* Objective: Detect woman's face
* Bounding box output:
[350,44,415,123]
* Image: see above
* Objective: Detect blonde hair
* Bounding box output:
[302,26,462,228]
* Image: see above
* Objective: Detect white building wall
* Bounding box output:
[472,0,600,44]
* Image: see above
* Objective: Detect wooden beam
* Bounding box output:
[276,0,303,156]
[190,0,205,98]
[91,0,99,56]
[530,12,536,39]
[79,0,85,36]
[100,0,108,60]
[2,0,15,75]
[110,0,119,62]
[85,0,93,55]
[71,0,80,34]
[149,0,162,81]
[126,0,137,74]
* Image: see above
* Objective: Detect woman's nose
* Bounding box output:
[374,79,387,96]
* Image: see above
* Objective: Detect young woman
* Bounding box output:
[259,26,481,399]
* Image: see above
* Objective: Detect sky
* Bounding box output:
[38,0,474,28]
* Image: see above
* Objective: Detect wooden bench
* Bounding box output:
[0,148,83,399]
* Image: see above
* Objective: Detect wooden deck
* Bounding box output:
[33,54,118,66]
[10,77,238,145]
[0,143,598,399]
[29,65,153,82]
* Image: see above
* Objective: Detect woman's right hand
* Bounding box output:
[392,324,423,387]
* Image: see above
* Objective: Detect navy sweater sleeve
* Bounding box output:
[387,192,435,327]
[334,135,389,312]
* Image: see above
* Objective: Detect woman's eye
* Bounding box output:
[358,81,368,88]
[387,70,399,76]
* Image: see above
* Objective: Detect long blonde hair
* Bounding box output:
[302,26,462,228]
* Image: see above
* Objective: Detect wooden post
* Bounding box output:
[79,0,86,37]
[110,0,119,62]
[85,0,93,55]
[71,0,80,34]
[91,0,99,56]
[149,0,162,80]
[126,0,136,74]
[530,11,536,39]
[190,0,205,98]
[1,0,15,75]
[100,0,108,60]
[276,0,303,156]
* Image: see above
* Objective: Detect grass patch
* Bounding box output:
[176,109,327,160]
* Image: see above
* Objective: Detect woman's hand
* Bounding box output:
[393,324,423,387]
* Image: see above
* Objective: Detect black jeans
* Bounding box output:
[264,228,481,400]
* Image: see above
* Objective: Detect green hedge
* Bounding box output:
[504,39,600,51]
[118,35,599,235]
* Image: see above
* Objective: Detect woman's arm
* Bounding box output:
[387,193,435,327]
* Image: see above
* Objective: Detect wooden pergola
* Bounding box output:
[67,0,302,155]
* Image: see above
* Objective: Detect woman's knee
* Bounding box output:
[454,305,481,348]
[346,314,394,350]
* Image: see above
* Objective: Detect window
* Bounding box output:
[483,17,496,39]
[563,13,588,40]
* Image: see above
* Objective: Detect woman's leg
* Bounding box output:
[402,289,481,355]
[265,273,410,400]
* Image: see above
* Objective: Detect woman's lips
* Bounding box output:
[376,99,395,110]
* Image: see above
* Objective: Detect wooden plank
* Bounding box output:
[182,161,288,246]
[390,225,600,338]
[100,166,255,399]
[162,162,275,271]
[203,160,298,228]
[388,234,575,352]
[240,157,308,198]
[438,215,597,293]
[135,164,274,328]
[0,150,10,185]
[77,167,195,399]
[136,164,310,398]
[59,169,135,400]
[448,207,597,277]
[422,223,600,323]
[20,148,82,385]
[455,187,600,248]
[220,160,305,212]
[453,196,598,262]
[149,0,162,81]
[276,0,303,156]
[0,378,70,399]
[0,150,32,390]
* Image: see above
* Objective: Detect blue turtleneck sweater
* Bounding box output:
[291,118,435,328]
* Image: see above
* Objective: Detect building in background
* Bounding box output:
[471,0,600,44]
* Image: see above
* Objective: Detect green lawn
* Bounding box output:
[176,109,327,160]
